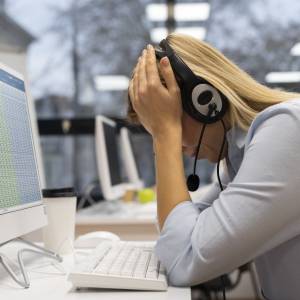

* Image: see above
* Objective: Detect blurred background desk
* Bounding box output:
[76,201,159,241]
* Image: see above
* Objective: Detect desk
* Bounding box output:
[0,241,191,300]
[76,201,159,240]
[75,192,209,241]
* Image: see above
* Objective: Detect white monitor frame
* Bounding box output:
[0,62,46,244]
[95,115,129,200]
[120,127,144,190]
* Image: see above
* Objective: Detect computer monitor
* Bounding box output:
[95,115,130,200]
[0,63,46,244]
[120,127,144,190]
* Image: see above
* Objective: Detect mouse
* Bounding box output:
[74,231,120,248]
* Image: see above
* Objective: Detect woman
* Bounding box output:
[128,33,300,300]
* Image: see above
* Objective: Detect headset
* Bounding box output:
[155,39,228,124]
[156,39,229,300]
[155,39,229,192]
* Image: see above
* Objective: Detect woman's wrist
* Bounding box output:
[153,128,182,153]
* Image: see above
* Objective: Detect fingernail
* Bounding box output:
[161,57,169,66]
[142,49,146,55]
[147,44,152,50]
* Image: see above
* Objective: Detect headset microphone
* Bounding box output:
[186,174,200,192]
[186,103,216,192]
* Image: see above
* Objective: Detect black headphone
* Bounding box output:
[155,39,228,124]
[155,39,229,192]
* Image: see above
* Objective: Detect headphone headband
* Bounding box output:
[156,39,199,89]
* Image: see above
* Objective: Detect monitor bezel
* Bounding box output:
[0,62,43,215]
[95,115,129,200]
[120,127,144,190]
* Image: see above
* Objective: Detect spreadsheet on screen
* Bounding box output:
[0,68,41,212]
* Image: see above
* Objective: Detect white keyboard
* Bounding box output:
[68,241,168,291]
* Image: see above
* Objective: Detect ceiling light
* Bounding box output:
[146,3,210,22]
[150,28,168,43]
[290,43,300,56]
[150,27,206,43]
[265,72,300,83]
[94,75,130,91]
[175,27,206,40]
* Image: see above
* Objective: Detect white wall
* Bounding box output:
[0,51,27,74]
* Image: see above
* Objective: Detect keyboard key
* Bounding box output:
[75,241,112,272]
[120,248,141,277]
[133,251,150,278]
[94,244,123,274]
[146,253,159,279]
[108,246,132,275]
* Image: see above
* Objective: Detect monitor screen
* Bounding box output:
[102,122,122,186]
[0,68,41,213]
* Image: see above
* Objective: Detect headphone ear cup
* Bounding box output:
[191,83,223,118]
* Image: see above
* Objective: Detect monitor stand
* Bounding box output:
[0,237,62,288]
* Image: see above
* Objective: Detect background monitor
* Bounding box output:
[0,63,46,244]
[95,115,130,200]
[120,127,144,190]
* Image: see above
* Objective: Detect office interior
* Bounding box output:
[0,0,299,299]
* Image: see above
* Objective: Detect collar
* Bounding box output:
[226,125,247,150]
[225,126,247,177]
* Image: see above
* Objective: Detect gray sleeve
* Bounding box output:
[191,162,230,211]
[155,112,300,286]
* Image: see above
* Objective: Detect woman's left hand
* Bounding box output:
[129,45,182,142]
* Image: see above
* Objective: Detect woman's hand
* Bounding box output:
[129,45,190,228]
[129,45,182,142]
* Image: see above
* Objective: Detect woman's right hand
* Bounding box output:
[128,45,182,142]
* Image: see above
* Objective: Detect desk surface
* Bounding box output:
[0,241,191,300]
[76,200,157,225]
[75,201,160,240]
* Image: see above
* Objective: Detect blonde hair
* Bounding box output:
[167,33,300,130]
[127,33,300,131]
